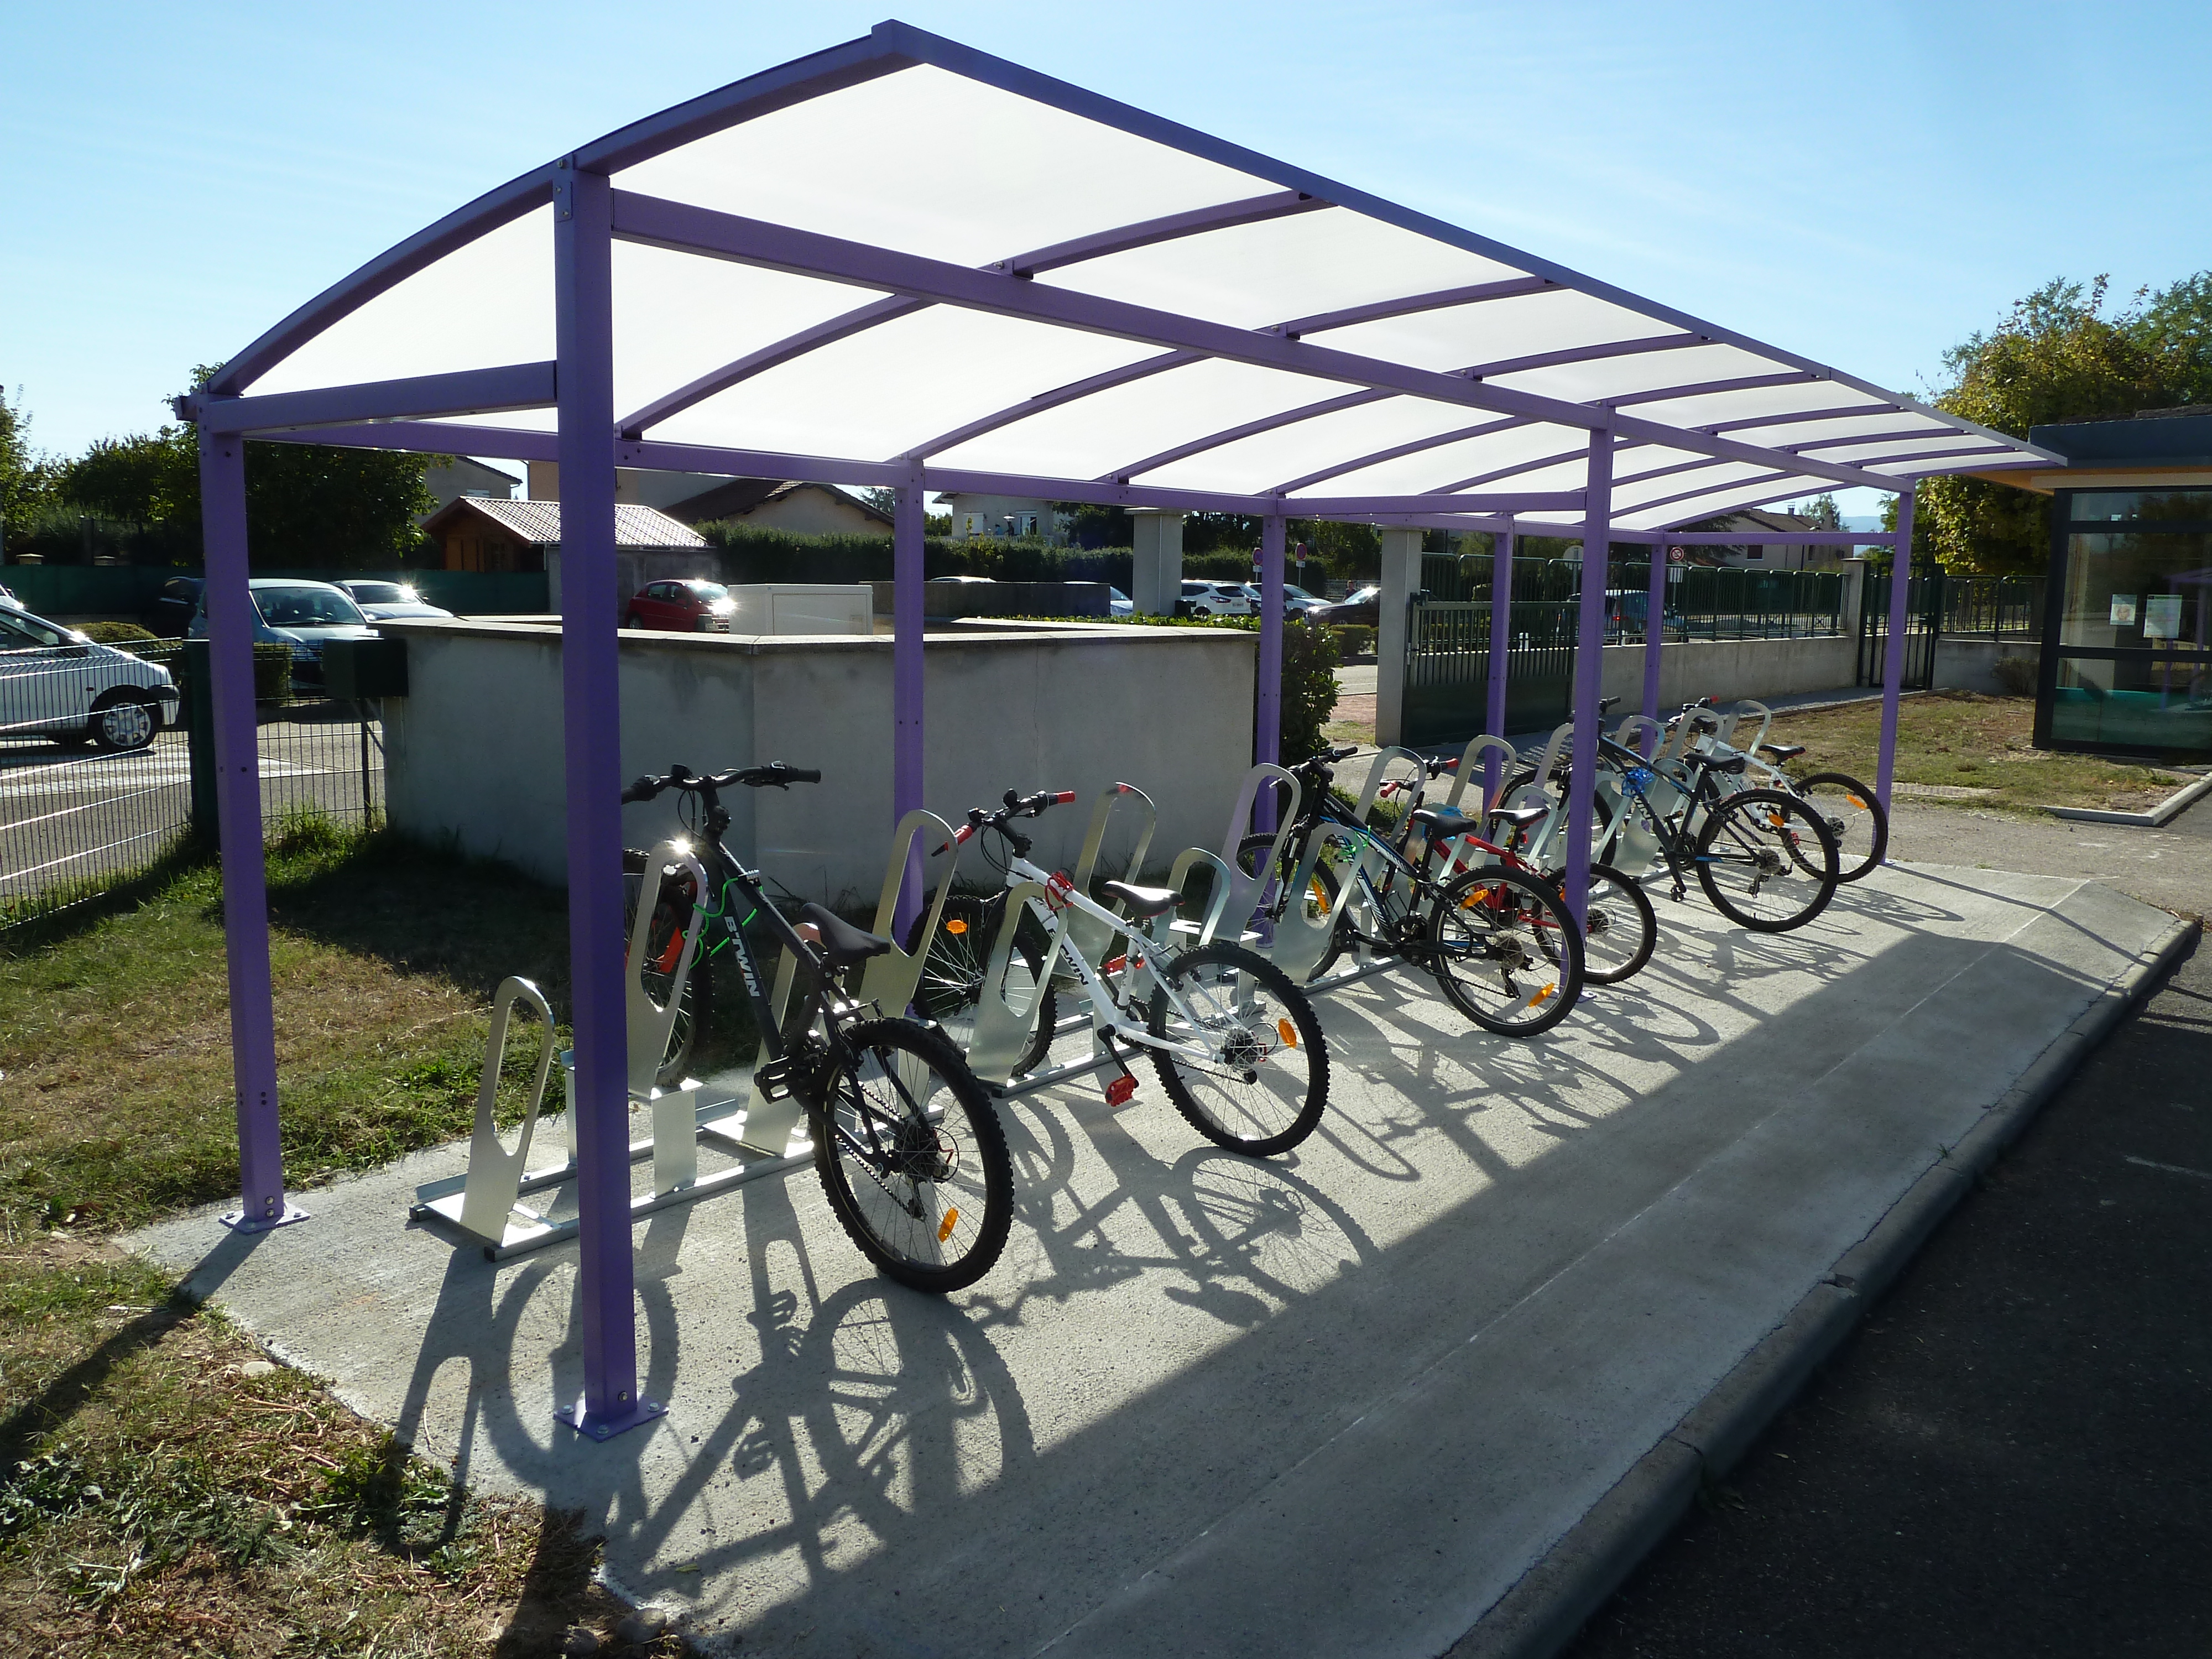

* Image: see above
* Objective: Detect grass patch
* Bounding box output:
[1763,692,2194,815]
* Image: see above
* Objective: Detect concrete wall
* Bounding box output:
[378,619,1256,906]
[1934,637,2040,696]
[1594,633,1859,711]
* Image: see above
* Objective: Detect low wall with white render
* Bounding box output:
[1594,633,1860,712]
[377,618,1256,907]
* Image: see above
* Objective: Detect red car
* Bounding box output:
[624,579,735,633]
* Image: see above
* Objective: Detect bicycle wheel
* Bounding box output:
[622,847,709,1090]
[904,895,1057,1076]
[1235,831,1347,979]
[808,1018,1013,1295]
[1426,864,1584,1036]
[1145,942,1330,1156]
[1794,772,1887,883]
[1572,863,1656,985]
[1695,788,1839,932]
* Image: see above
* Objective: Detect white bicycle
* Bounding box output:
[938,788,1332,1157]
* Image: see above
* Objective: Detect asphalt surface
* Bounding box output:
[1560,925,2211,1658]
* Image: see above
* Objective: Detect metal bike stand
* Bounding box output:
[410,821,966,1261]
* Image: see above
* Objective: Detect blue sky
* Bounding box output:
[6,1,2206,521]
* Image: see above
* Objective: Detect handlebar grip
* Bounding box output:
[784,768,822,784]
[620,776,659,804]
[1053,790,1077,805]
[953,823,976,844]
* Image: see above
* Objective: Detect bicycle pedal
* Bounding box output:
[1104,1073,1138,1107]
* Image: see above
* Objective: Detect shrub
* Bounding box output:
[1992,654,2039,696]
[1331,623,1377,658]
[76,619,158,643]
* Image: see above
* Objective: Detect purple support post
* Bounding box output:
[1874,488,1916,820]
[1484,523,1514,802]
[1255,514,1285,830]
[199,428,303,1233]
[551,162,656,1443]
[1640,535,1668,747]
[893,473,926,938]
[1562,432,1615,927]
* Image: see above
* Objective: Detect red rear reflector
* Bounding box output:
[1105,1074,1137,1107]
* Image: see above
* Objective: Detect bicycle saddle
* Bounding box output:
[799,902,893,966]
[1757,742,1807,761]
[1410,806,1477,838]
[1488,804,1549,832]
[1686,750,1748,774]
[1100,880,1179,919]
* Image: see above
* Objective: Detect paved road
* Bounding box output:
[0,708,382,900]
[1562,931,2210,1658]
[1889,795,2211,920]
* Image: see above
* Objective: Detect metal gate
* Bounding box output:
[1856,573,1941,691]
[1402,596,1578,746]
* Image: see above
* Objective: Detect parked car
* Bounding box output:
[1281,582,1331,619]
[337,579,454,621]
[142,575,204,638]
[928,574,994,584]
[1178,580,1254,617]
[1108,586,1133,617]
[1315,585,1381,627]
[186,578,378,688]
[624,578,735,633]
[0,603,180,751]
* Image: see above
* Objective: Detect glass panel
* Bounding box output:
[2067,489,2212,524]
[2050,654,2212,753]
[2058,531,2212,652]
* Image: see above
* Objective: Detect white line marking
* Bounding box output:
[2124,1155,2212,1182]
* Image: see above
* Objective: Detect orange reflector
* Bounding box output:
[1767,813,1786,829]
[1846,794,1866,810]
[1311,880,1332,913]
[1277,1019,1298,1048]
[944,918,968,935]
[1102,954,1127,975]
[1533,983,1556,1006]
[937,1207,960,1243]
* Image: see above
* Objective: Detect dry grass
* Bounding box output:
[1762,692,2196,816]
[0,831,736,1655]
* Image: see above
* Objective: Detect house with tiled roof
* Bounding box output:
[666,476,892,536]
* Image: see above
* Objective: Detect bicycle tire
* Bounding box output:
[1694,789,1839,932]
[1145,942,1330,1156]
[904,895,1057,1077]
[808,1018,1013,1294]
[622,847,709,1090]
[1794,771,1887,883]
[1555,863,1656,985]
[1235,832,1347,980]
[1425,864,1585,1036]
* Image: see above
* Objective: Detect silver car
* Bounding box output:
[187,578,378,688]
[338,578,455,621]
[0,605,180,751]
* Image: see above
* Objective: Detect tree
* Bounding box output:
[1916,275,2189,575]
[1787,494,1843,531]
[1,386,58,542]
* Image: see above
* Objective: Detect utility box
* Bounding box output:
[727,584,873,636]
[322,637,409,698]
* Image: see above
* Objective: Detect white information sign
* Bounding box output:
[2143,593,2183,641]
[2109,594,2137,627]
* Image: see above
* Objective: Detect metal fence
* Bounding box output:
[1938,574,2044,640]
[1,636,384,940]
[1418,554,1845,642]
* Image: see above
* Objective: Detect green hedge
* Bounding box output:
[697,523,1134,589]
[127,639,295,702]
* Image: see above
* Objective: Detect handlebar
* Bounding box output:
[945,786,1076,849]
[621,760,821,804]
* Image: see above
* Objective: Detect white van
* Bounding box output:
[0,607,181,752]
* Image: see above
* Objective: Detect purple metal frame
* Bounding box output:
[893,473,927,938]
[550,163,659,1444]
[1485,525,1514,801]
[1875,488,1917,813]
[1255,517,1285,830]
[1641,539,1668,732]
[1561,433,1615,928]
[199,430,304,1234]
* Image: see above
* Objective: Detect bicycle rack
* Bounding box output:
[1166,762,1300,949]
[1059,783,1157,977]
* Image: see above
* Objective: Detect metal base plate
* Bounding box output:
[555,1392,666,1442]
[220,1202,311,1234]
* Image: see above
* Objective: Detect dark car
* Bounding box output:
[1314,585,1381,627]
[142,576,204,638]
[624,579,735,633]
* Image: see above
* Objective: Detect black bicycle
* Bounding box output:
[1241,747,1588,1037]
[620,762,1012,1293]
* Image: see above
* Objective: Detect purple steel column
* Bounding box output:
[1484,523,1514,802]
[1874,488,1916,818]
[1255,515,1285,829]
[552,161,654,1443]
[1562,432,1615,927]
[1640,535,1668,747]
[893,474,926,937]
[199,428,301,1233]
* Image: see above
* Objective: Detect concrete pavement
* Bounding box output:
[129,866,2184,1657]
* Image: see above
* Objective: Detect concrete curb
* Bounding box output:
[2045,768,2212,828]
[1445,912,2199,1659]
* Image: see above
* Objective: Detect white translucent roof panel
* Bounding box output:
[610,244,886,425]
[1492,343,1786,406]
[1614,460,1774,513]
[1317,421,1582,496]
[930,358,1329,481]
[1039,208,1522,332]
[1813,435,2012,465]
[248,208,555,396]
[1747,412,1939,447]
[1136,397,1478,495]
[614,64,1275,269]
[659,306,1159,457]
[1312,288,1668,377]
[1613,474,1840,531]
[1625,378,1857,430]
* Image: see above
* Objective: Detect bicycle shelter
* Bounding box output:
[180,20,2059,1439]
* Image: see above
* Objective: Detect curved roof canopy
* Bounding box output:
[194,20,2056,533]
